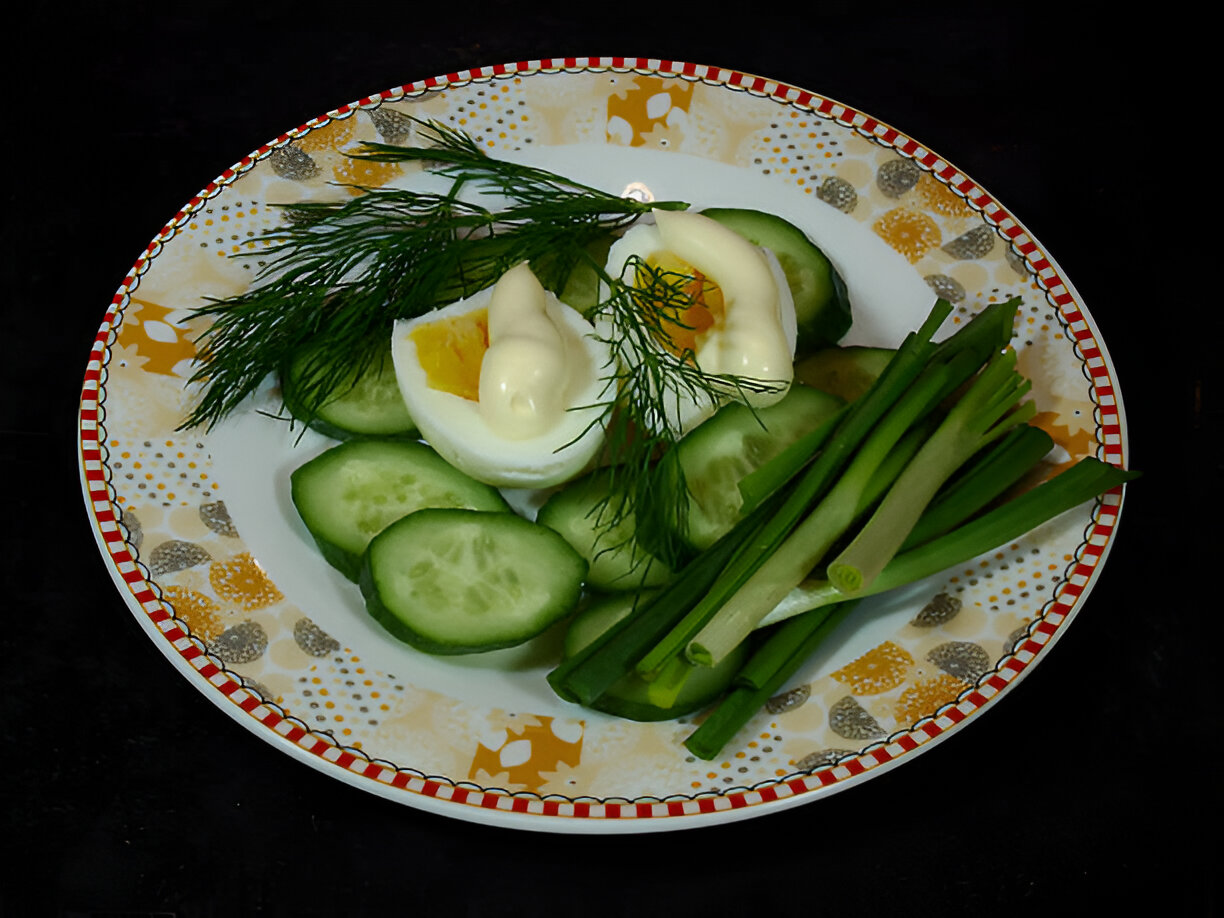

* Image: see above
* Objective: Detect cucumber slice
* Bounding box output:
[290,439,509,581]
[795,346,895,403]
[282,341,416,440]
[561,592,746,721]
[700,207,852,356]
[360,509,586,655]
[537,469,673,592]
[552,233,616,317]
[676,383,844,550]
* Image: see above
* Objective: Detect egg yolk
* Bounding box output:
[408,307,489,401]
[637,253,726,356]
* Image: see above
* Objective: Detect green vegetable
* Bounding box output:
[290,439,509,581]
[684,455,1138,760]
[360,508,586,655]
[761,455,1140,624]
[826,348,1035,595]
[546,486,788,706]
[281,340,416,440]
[185,123,787,584]
[683,601,858,759]
[561,592,746,721]
[179,120,1137,765]
[899,423,1054,551]
[734,405,849,514]
[551,232,616,316]
[672,383,844,550]
[584,253,791,569]
[548,302,954,705]
[795,345,895,402]
[637,299,964,674]
[684,350,967,665]
[683,299,1021,666]
[537,469,672,592]
[547,292,1138,760]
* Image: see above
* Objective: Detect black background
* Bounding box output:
[4,4,1216,917]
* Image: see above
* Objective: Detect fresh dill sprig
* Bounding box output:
[179,119,785,577]
[179,120,687,433]
[351,120,637,208]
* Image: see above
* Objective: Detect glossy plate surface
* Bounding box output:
[77,58,1129,832]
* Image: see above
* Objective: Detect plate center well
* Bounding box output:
[207,143,933,714]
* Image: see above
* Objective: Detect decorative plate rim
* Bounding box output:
[77,55,1130,832]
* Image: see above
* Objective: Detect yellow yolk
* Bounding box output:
[408,308,489,401]
[640,253,726,355]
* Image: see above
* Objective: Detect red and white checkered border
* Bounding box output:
[77,57,1129,826]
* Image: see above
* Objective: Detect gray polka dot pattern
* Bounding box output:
[210,621,269,664]
[270,144,320,180]
[368,108,414,145]
[817,176,857,212]
[912,592,963,626]
[829,695,885,740]
[924,274,966,303]
[200,501,238,537]
[149,540,211,576]
[294,618,341,657]
[942,225,996,259]
[765,684,811,714]
[927,642,992,682]
[876,158,921,197]
[795,748,857,770]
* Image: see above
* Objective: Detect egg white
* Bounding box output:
[391,286,613,490]
[601,213,798,434]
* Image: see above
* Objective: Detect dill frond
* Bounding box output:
[179,120,685,433]
[179,120,786,577]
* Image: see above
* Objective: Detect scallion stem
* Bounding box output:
[681,301,1022,668]
[735,406,848,514]
[684,457,1138,760]
[685,357,958,666]
[633,301,955,675]
[826,349,1035,595]
[900,423,1054,550]
[757,456,1140,628]
[683,601,858,760]
[547,486,785,705]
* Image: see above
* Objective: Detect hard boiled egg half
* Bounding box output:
[391,262,612,490]
[602,209,797,434]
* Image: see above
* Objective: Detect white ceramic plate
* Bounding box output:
[77,58,1130,832]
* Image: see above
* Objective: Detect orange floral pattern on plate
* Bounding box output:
[161,585,224,641]
[209,553,284,610]
[468,716,584,791]
[114,298,198,377]
[607,75,695,146]
[830,641,915,696]
[894,674,970,724]
[873,207,942,263]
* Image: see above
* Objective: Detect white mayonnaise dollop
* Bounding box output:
[478,262,571,440]
[650,209,794,400]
